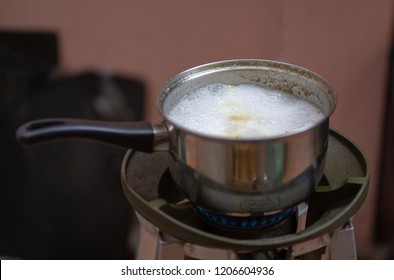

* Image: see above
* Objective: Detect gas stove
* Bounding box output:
[121,129,369,259]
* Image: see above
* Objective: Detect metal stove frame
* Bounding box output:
[122,129,369,260]
[134,204,357,260]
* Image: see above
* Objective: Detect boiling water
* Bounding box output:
[167,83,325,138]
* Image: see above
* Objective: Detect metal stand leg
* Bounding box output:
[156,233,185,259]
[329,220,357,260]
[135,212,186,259]
[135,222,159,260]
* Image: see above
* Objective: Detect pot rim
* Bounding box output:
[156,59,337,143]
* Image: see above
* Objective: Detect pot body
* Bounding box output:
[158,60,336,213]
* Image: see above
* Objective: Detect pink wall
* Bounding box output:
[1,0,392,257]
[282,0,393,257]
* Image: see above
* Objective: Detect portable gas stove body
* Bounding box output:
[121,130,369,260]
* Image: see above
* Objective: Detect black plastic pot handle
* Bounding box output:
[16,118,155,153]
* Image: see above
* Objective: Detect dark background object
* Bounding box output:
[0,31,144,259]
[376,37,394,259]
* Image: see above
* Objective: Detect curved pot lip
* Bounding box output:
[157,59,336,143]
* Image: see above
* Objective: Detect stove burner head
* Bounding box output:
[195,206,295,230]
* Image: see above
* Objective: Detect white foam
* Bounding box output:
[167,83,324,138]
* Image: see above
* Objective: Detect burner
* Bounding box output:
[195,206,294,230]
[193,206,298,240]
[121,129,369,252]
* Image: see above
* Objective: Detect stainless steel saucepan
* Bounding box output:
[16,60,336,214]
